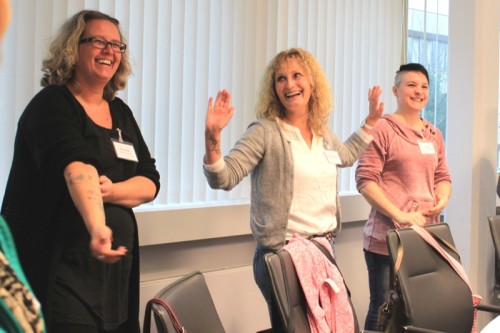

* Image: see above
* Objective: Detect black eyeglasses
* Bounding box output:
[79,37,127,53]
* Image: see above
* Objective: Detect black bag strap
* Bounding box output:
[143,297,186,333]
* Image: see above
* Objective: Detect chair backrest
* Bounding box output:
[386,223,474,333]
[146,271,225,333]
[265,250,310,333]
[265,248,359,333]
[487,215,500,296]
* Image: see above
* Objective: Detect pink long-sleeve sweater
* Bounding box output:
[355,114,451,255]
[284,235,355,333]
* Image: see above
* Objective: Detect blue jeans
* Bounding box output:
[253,238,336,331]
[364,250,390,330]
[253,244,282,331]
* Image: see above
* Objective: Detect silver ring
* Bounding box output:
[97,255,105,260]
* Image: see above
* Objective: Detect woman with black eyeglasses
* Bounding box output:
[1,10,160,333]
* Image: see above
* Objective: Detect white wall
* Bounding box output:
[447,0,500,328]
[137,196,371,332]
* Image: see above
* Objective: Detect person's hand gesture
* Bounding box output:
[423,193,448,217]
[206,89,234,134]
[99,175,113,203]
[367,85,384,124]
[395,211,427,228]
[89,224,127,264]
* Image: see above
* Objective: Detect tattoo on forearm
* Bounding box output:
[209,136,221,156]
[65,172,93,186]
[65,171,103,213]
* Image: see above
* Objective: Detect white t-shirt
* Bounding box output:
[278,121,338,239]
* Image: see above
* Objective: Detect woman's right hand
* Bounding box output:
[395,211,427,227]
[90,224,127,264]
[204,89,234,164]
[206,89,234,134]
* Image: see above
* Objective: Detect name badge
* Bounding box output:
[111,128,138,162]
[418,140,436,155]
[112,139,138,162]
[324,150,342,165]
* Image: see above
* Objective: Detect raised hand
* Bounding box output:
[204,89,234,164]
[206,89,235,134]
[367,85,384,123]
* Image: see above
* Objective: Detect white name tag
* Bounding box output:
[325,150,342,165]
[112,139,138,162]
[418,140,436,155]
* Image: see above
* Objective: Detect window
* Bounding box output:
[0,0,404,210]
[407,0,449,138]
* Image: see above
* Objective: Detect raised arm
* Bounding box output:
[361,85,385,134]
[204,89,234,165]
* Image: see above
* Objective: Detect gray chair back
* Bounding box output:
[265,250,310,333]
[487,215,500,298]
[386,223,474,333]
[146,271,226,333]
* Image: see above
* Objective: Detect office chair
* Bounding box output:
[265,243,359,333]
[143,271,226,333]
[487,215,500,299]
[382,223,500,333]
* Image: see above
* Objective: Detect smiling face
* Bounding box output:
[393,71,429,113]
[274,57,312,116]
[74,19,121,89]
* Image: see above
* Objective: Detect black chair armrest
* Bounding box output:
[404,326,446,333]
[476,303,500,314]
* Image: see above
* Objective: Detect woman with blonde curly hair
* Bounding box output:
[203,47,383,330]
[2,9,160,333]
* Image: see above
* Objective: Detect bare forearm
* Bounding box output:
[103,176,156,208]
[204,129,222,165]
[64,161,105,235]
[435,181,452,202]
[360,182,403,222]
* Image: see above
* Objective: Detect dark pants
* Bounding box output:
[363,249,390,330]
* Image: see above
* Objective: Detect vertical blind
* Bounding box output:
[0,0,403,210]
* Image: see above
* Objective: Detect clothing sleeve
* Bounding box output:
[19,87,99,180]
[355,121,390,192]
[203,121,266,190]
[433,128,451,185]
[325,127,372,168]
[118,101,161,197]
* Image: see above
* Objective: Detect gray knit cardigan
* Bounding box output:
[203,119,370,249]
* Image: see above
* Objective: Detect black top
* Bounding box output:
[1,85,160,332]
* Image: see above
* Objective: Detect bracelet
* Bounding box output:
[361,119,374,130]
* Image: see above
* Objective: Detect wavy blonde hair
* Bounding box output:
[40,10,132,101]
[255,48,333,136]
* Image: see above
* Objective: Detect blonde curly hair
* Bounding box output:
[40,10,132,101]
[255,48,333,136]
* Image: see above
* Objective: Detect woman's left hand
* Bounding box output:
[424,194,448,217]
[99,175,113,203]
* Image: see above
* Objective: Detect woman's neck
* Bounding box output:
[394,109,422,131]
[67,80,105,106]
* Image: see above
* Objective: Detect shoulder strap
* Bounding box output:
[143,298,186,333]
[411,225,471,291]
[309,239,350,296]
